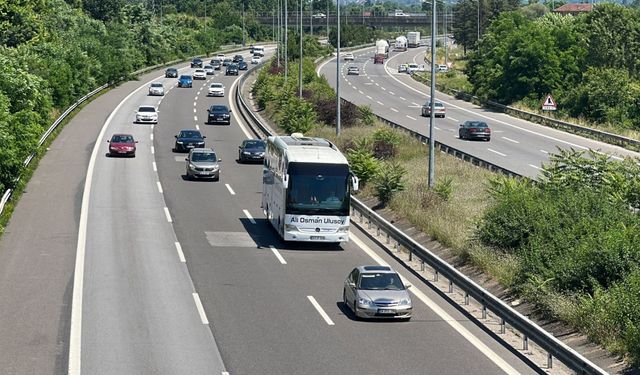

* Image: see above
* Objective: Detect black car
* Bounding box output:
[174,129,206,152]
[233,54,244,63]
[238,139,266,163]
[165,67,178,78]
[459,120,491,141]
[207,105,232,125]
[225,64,239,76]
[238,61,248,70]
[191,58,203,68]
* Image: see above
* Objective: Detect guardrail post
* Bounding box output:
[448,280,453,293]
[376,227,380,237]
[367,218,372,229]
[395,241,399,250]
[500,318,505,334]
[421,260,425,271]
[434,270,438,282]
[547,353,553,369]
[523,335,529,351]
[359,212,363,223]
[408,251,412,261]
[482,305,487,319]
[386,233,390,244]
[464,292,469,305]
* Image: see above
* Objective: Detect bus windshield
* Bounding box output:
[286,163,350,215]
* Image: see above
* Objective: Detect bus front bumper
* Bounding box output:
[284,231,349,243]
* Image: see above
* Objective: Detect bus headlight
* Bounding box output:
[337,226,349,233]
[284,224,298,232]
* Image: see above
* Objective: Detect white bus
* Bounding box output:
[262,135,359,243]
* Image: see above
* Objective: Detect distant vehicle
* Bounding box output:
[178,75,193,88]
[347,66,360,75]
[208,82,225,97]
[216,54,225,60]
[374,54,384,64]
[262,134,359,243]
[193,69,207,80]
[185,148,221,181]
[343,265,412,320]
[135,105,158,124]
[211,59,222,70]
[238,139,266,163]
[395,36,408,51]
[203,64,215,75]
[398,63,408,72]
[459,120,491,141]
[222,57,232,66]
[148,82,164,96]
[407,31,420,48]
[174,129,206,152]
[191,58,203,68]
[207,105,231,125]
[107,134,137,157]
[233,54,244,63]
[394,9,410,17]
[312,12,326,18]
[343,52,355,61]
[238,61,248,70]
[253,45,265,56]
[225,64,239,76]
[406,63,425,74]
[421,101,446,118]
[165,67,178,78]
[375,39,389,58]
[251,55,262,64]
[437,64,449,73]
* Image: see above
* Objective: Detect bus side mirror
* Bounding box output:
[283,174,289,189]
[352,175,359,191]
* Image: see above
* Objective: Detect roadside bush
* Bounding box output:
[347,148,380,188]
[434,176,454,201]
[279,96,317,134]
[372,127,401,159]
[359,105,375,126]
[373,162,406,206]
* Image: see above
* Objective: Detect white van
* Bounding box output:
[253,46,265,57]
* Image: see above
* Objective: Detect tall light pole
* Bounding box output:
[242,3,246,47]
[428,0,436,188]
[326,0,329,37]
[285,0,288,82]
[278,0,281,67]
[336,0,341,136]
[477,0,480,47]
[444,1,448,68]
[299,0,303,98]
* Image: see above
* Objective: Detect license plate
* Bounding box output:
[378,309,395,314]
[310,236,325,240]
[200,171,211,175]
[217,117,223,120]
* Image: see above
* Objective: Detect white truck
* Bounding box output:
[407,31,420,48]
[395,36,407,51]
[375,39,389,57]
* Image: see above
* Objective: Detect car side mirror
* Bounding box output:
[135,141,139,143]
[348,281,356,287]
[203,136,206,138]
[459,124,463,127]
[174,135,177,138]
[185,158,189,162]
[229,109,232,113]
[107,140,110,143]
[405,283,412,289]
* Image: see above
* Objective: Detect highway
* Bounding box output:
[0,47,545,374]
[318,47,640,178]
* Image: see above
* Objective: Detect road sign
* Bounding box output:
[542,94,557,111]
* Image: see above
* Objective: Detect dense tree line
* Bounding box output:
[0,0,268,195]
[465,4,640,131]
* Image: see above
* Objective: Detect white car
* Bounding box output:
[135,105,158,124]
[193,69,207,80]
[216,54,225,60]
[148,82,164,96]
[251,55,262,64]
[343,52,355,61]
[347,66,360,75]
[406,63,425,74]
[312,12,326,18]
[204,65,215,75]
[437,64,449,73]
[208,83,225,97]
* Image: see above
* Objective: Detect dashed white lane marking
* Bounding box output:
[540,149,549,154]
[406,115,417,120]
[529,164,541,170]
[157,181,163,193]
[243,209,256,224]
[349,233,521,375]
[222,372,230,375]
[358,90,364,94]
[225,184,236,195]
[434,126,441,130]
[196,124,200,130]
[150,133,153,140]
[151,146,155,154]
[400,97,406,101]
[375,83,379,86]
[194,116,198,122]
[449,116,459,122]
[502,136,520,144]
[195,95,199,101]
[269,246,287,265]
[163,207,173,223]
[174,242,186,263]
[391,108,399,112]
[307,296,335,326]
[193,102,197,106]
[389,91,395,95]
[376,101,384,106]
[193,108,196,113]
[192,293,209,325]
[380,87,386,91]
[152,162,157,172]
[366,95,372,100]
[412,102,420,106]
[487,148,507,157]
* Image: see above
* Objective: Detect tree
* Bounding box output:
[83,0,124,21]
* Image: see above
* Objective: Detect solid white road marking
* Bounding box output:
[349,233,520,375]
[192,293,209,325]
[243,209,256,224]
[228,75,253,139]
[502,136,520,144]
[529,164,541,170]
[307,296,335,326]
[269,246,287,265]
[225,184,236,195]
[152,162,157,172]
[156,181,163,193]
[164,207,173,223]
[406,115,416,120]
[174,242,186,263]
[487,148,507,157]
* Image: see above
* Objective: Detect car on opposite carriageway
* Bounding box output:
[458,120,491,141]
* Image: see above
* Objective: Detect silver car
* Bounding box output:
[185,148,221,181]
[148,82,164,96]
[343,265,412,320]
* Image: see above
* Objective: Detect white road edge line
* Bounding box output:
[192,293,209,325]
[229,75,253,139]
[243,209,256,224]
[174,242,186,263]
[164,207,173,223]
[349,233,520,375]
[150,133,153,140]
[151,146,155,154]
[487,148,507,157]
[225,184,236,195]
[156,181,163,193]
[540,149,549,154]
[269,246,287,265]
[69,69,165,375]
[152,162,157,172]
[307,296,335,326]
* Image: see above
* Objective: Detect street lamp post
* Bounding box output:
[277,0,281,67]
[242,3,246,47]
[336,0,341,136]
[310,0,313,36]
[285,0,288,82]
[299,0,303,98]
[428,0,436,188]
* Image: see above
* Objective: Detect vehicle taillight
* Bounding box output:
[470,128,477,133]
[486,128,491,133]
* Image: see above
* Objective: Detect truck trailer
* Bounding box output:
[407,31,420,48]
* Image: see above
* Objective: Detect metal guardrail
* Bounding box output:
[0,44,254,217]
[238,54,610,375]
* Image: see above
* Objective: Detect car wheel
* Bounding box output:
[459,131,464,140]
[353,301,359,320]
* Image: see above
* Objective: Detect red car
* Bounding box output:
[107,133,138,157]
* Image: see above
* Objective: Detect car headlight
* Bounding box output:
[242,151,250,155]
[212,165,219,170]
[284,224,298,231]
[176,141,183,144]
[337,225,349,233]
[399,298,411,305]
[357,297,374,307]
[189,163,197,170]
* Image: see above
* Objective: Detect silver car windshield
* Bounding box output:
[358,273,404,290]
[191,153,216,162]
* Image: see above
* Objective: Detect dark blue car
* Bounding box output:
[174,129,206,152]
[178,75,193,88]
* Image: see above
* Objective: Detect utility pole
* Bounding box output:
[326,0,329,37]
[444,1,448,68]
[285,0,288,82]
[310,0,313,36]
[242,3,246,47]
[336,0,341,136]
[277,0,281,67]
[428,0,436,188]
[299,0,303,98]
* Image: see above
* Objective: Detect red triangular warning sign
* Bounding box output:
[542,94,557,110]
